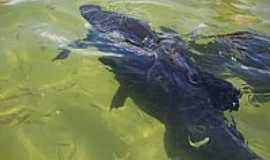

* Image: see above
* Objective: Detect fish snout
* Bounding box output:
[231,89,241,111]
[80,4,101,16]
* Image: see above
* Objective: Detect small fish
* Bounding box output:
[52,48,71,62]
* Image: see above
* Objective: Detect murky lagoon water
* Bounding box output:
[0,0,270,159]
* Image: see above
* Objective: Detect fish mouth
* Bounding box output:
[188,135,210,148]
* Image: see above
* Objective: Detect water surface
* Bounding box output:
[0,0,270,159]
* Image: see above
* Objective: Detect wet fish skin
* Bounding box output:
[57,4,263,160]
[80,4,158,49]
[78,4,258,159]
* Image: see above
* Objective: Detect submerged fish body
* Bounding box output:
[55,4,265,160]
[77,4,241,111]
[80,5,157,48]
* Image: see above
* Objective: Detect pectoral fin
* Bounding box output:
[110,84,129,111]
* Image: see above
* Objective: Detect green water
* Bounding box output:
[0,0,270,159]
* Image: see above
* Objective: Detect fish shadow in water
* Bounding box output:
[107,78,212,160]
[73,31,213,159]
[60,29,259,160]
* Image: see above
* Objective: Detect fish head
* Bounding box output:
[227,85,241,111]
[202,73,241,111]
[80,4,102,22]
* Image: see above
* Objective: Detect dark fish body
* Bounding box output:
[54,4,267,160]
[80,5,157,48]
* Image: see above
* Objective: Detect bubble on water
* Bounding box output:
[84,22,91,29]
[231,57,237,62]
[55,110,61,116]
[198,22,208,28]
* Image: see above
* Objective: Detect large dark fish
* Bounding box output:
[53,4,264,160]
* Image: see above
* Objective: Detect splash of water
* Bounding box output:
[34,27,124,58]
[2,0,39,6]
[39,31,69,44]
[109,0,179,9]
